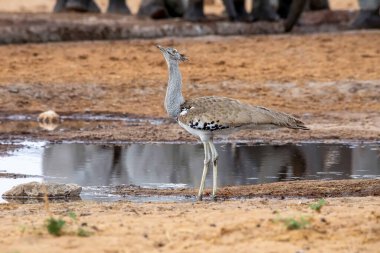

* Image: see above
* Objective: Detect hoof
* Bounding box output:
[184,14,207,22]
[252,10,279,22]
[53,0,67,12]
[309,0,330,11]
[138,0,170,19]
[184,1,206,22]
[251,1,279,22]
[212,195,217,202]
[350,10,380,29]
[65,0,100,13]
[150,8,169,19]
[234,14,252,22]
[197,195,203,201]
[107,6,131,15]
[107,0,131,15]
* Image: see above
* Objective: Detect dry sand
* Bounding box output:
[1,196,379,253]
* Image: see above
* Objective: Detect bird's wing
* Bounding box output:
[178,96,308,131]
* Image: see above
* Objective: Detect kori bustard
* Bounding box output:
[157,45,309,201]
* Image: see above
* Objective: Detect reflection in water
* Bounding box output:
[38,122,59,131]
[40,143,380,188]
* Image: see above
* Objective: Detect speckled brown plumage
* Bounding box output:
[179,96,309,133]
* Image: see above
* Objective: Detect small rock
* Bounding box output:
[38,122,59,131]
[2,181,81,199]
[38,110,60,124]
[38,110,60,131]
[8,87,19,93]
[78,54,88,60]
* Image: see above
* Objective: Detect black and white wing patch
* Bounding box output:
[178,105,229,132]
[188,119,229,131]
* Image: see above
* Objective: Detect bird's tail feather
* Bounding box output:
[287,121,310,130]
[268,110,310,130]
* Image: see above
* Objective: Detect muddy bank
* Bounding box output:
[0,143,22,156]
[0,10,354,44]
[0,172,41,178]
[0,110,379,142]
[113,179,380,199]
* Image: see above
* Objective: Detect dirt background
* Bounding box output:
[0,32,379,142]
[0,0,378,142]
[1,196,380,253]
[0,1,379,252]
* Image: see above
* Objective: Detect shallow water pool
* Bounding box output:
[0,142,379,202]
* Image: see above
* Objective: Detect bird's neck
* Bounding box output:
[165,60,185,118]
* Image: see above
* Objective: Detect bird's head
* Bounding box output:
[156,45,188,63]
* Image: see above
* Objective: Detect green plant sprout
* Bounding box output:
[45,211,92,237]
[46,217,66,236]
[309,199,326,213]
[69,211,92,237]
[280,217,310,230]
[77,227,92,237]
[68,211,77,221]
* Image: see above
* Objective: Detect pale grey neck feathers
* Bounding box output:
[165,59,185,118]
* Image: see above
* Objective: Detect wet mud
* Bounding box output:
[0,172,41,178]
[113,179,380,199]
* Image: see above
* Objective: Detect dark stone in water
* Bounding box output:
[2,181,81,199]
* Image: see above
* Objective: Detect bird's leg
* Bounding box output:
[209,142,219,201]
[197,141,210,201]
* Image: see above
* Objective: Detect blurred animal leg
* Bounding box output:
[107,0,131,14]
[184,0,206,21]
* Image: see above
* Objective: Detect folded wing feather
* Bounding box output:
[179,96,309,130]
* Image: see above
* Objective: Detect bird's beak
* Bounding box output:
[179,54,188,62]
[156,45,165,52]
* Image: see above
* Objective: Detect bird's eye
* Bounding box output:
[173,49,177,53]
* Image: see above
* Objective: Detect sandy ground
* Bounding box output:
[0,196,379,253]
[0,32,379,142]
[0,0,378,142]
